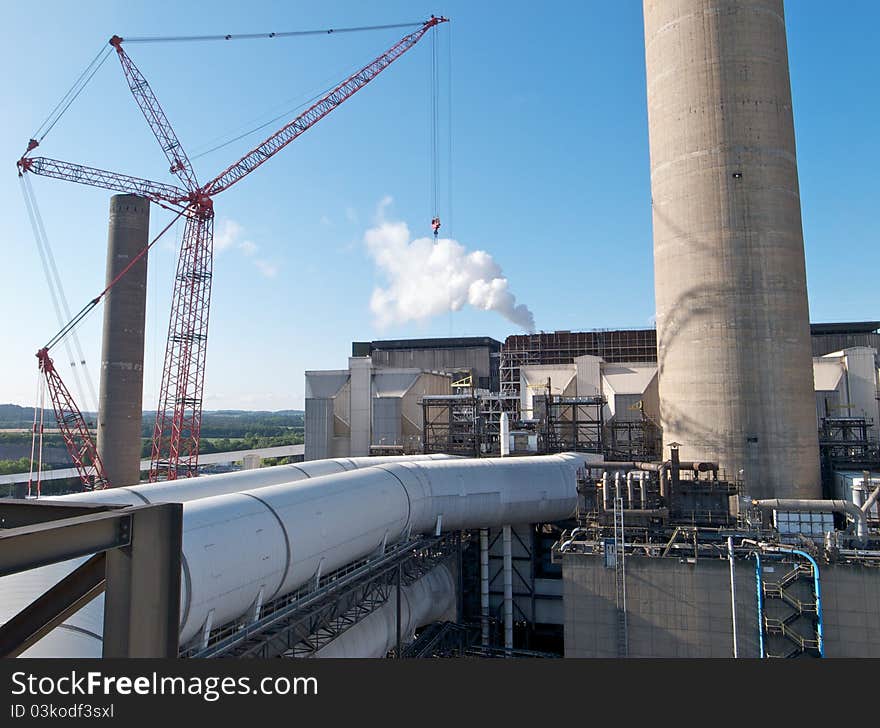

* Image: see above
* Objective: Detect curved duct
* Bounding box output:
[3,453,586,657]
[0,454,453,658]
[753,498,870,543]
[313,563,456,658]
[176,453,582,644]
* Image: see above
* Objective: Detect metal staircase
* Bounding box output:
[756,554,823,658]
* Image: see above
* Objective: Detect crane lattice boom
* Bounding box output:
[18,15,448,484]
[36,348,111,490]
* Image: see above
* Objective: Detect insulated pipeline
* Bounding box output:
[2,453,586,657]
[0,454,453,658]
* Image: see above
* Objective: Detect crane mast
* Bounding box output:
[18,16,448,486]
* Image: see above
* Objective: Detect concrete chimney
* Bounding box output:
[643,0,820,498]
[96,194,149,487]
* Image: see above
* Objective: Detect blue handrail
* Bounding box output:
[790,549,824,658]
[754,552,765,658]
[753,548,824,658]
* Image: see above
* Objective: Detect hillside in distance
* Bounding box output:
[0,404,303,437]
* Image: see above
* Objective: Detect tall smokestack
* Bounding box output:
[97,194,149,487]
[643,0,820,498]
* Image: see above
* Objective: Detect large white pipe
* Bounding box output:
[68,454,455,508]
[0,454,453,658]
[312,563,455,658]
[177,454,583,645]
[5,453,586,657]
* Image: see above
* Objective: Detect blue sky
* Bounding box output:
[0,1,877,411]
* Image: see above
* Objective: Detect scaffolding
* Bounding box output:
[533,394,605,454]
[421,391,517,456]
[499,328,657,405]
[818,416,880,491]
[605,415,662,461]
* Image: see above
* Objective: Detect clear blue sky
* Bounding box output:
[0,1,877,411]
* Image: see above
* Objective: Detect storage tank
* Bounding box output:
[643,0,821,498]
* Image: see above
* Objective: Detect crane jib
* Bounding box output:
[19,15,449,487]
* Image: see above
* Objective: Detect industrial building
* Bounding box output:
[305,337,501,460]
[306,329,880,468]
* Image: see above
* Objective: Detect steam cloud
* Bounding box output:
[364,217,535,333]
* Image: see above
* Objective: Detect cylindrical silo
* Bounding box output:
[97,194,149,487]
[643,0,820,498]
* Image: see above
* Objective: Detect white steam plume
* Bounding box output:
[364,218,535,333]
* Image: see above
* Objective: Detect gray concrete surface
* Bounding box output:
[563,551,880,657]
[96,194,149,488]
[643,0,821,498]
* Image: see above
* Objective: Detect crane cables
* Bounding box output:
[120,21,424,44]
[430,22,440,230]
[21,178,183,487]
[190,56,373,161]
[185,22,428,160]
[29,44,113,146]
[428,21,451,237]
[121,20,426,160]
[27,368,47,498]
[40,208,185,354]
[20,174,98,414]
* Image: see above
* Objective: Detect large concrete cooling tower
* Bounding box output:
[643,0,820,499]
[96,194,149,487]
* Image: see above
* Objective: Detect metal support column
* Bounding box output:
[395,563,402,657]
[103,502,182,657]
[455,531,464,623]
[503,525,513,654]
[728,536,738,658]
[0,500,181,659]
[480,528,489,647]
[613,495,628,657]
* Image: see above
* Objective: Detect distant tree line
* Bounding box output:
[0,407,304,470]
[140,432,304,458]
[140,411,304,439]
[0,457,50,475]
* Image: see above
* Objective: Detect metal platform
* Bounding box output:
[186,534,459,659]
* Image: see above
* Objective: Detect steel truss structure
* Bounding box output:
[185,534,459,659]
[818,416,880,493]
[605,416,662,461]
[401,621,558,658]
[0,499,182,658]
[421,392,516,456]
[533,394,604,454]
[18,17,447,484]
[499,328,657,405]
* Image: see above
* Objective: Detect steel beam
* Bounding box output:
[0,500,182,658]
[0,499,122,529]
[0,509,131,576]
[0,553,106,658]
[103,502,182,657]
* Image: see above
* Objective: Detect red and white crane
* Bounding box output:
[18,15,448,488]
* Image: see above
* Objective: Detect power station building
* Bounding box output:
[305,328,880,471]
[304,337,505,460]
